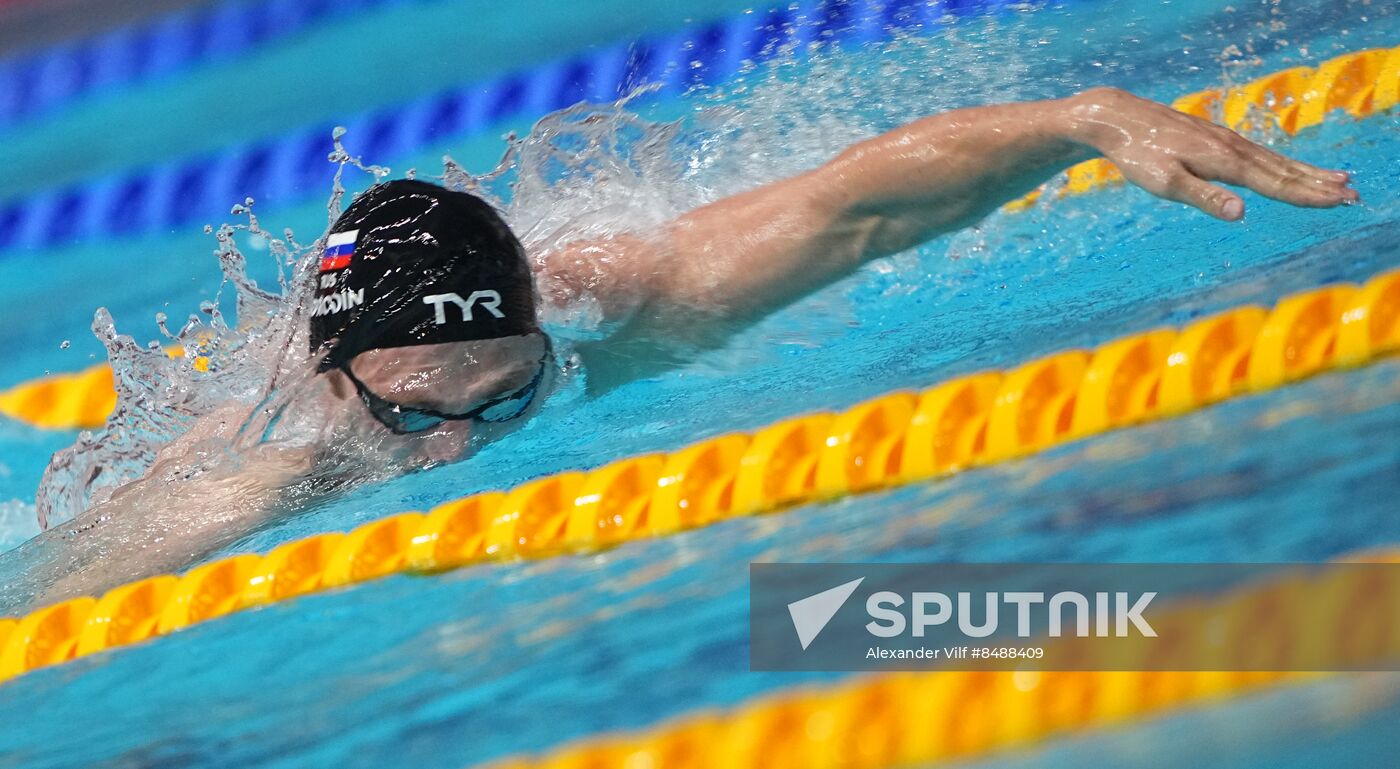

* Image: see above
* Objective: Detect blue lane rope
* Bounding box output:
[0,0,437,133]
[0,0,1029,255]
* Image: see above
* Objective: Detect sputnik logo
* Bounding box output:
[787,577,864,650]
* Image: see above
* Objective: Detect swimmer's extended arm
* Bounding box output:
[551,87,1356,354]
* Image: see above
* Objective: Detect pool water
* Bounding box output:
[0,0,1399,767]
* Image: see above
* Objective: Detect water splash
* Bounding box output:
[32,124,405,532]
[35,215,301,529]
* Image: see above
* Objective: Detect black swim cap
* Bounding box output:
[308,179,540,370]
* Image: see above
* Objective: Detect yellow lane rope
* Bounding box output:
[0,347,205,431]
[2,44,1400,432]
[1,260,1396,685]
[470,549,1400,769]
[0,363,116,431]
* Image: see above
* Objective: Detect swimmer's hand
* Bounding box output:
[544,86,1359,364]
[1063,87,1357,221]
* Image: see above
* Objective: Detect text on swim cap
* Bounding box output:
[422,291,506,324]
[311,288,365,317]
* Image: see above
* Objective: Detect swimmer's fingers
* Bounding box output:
[1230,133,1351,187]
[1181,110,1350,186]
[1230,145,1356,202]
[1188,147,1357,210]
[1198,123,1358,205]
[1152,165,1246,221]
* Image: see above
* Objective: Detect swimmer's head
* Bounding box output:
[309,179,548,434]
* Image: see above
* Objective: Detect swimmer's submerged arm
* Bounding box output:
[13,443,319,610]
[566,87,1356,347]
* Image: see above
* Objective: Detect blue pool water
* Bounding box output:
[0,0,1399,767]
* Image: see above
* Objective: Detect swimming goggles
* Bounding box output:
[342,341,550,434]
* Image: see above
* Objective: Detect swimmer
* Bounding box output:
[9,88,1359,608]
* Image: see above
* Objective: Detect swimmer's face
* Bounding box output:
[343,333,548,432]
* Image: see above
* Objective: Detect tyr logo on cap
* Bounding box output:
[422,291,506,324]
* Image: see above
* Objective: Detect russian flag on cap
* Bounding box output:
[321,230,358,272]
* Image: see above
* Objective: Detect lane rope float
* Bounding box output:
[0,261,1396,685]
[3,41,1400,430]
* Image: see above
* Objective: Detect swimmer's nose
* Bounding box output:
[417,422,473,463]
